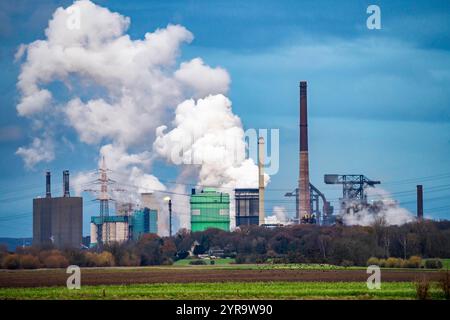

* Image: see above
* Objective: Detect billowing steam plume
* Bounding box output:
[264,206,291,225]
[341,187,415,226]
[154,94,264,189]
[153,94,270,229]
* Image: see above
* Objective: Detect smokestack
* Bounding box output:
[298,81,311,222]
[258,136,265,225]
[63,170,70,197]
[417,185,423,221]
[46,171,51,198]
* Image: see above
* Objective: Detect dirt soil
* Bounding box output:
[0,267,442,288]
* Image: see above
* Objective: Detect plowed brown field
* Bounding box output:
[0,267,441,288]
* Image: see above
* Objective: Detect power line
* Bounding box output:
[382,172,450,186]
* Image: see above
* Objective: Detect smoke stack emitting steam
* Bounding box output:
[298,81,311,221]
[258,137,265,225]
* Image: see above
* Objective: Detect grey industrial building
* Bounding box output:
[33,171,82,248]
[235,188,259,226]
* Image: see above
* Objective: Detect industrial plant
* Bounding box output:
[87,159,160,247]
[31,81,425,248]
[33,171,82,248]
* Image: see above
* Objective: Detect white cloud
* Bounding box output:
[16,89,52,116]
[175,58,230,98]
[45,0,130,47]
[98,144,152,172]
[15,137,54,169]
[14,44,27,62]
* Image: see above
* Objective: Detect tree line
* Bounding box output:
[181,220,450,266]
[1,220,450,269]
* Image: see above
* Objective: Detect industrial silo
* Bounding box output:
[190,188,230,232]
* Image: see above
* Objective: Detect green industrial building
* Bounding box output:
[190,188,230,232]
[132,208,158,240]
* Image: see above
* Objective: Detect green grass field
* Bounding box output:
[172,257,235,266]
[167,260,447,271]
[171,258,355,269]
[170,259,366,270]
[440,259,450,270]
[0,282,446,300]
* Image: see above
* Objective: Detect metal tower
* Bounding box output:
[99,157,110,244]
[85,157,116,246]
[285,183,333,225]
[324,174,380,203]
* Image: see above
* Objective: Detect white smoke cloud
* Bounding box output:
[15,0,261,234]
[342,187,415,226]
[264,206,290,225]
[154,94,267,189]
[153,94,271,231]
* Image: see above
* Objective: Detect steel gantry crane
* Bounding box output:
[324,174,380,203]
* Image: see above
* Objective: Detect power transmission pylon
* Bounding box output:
[84,157,122,247]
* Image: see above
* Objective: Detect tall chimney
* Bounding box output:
[417,185,423,221]
[258,136,265,225]
[298,81,311,222]
[46,171,51,198]
[63,170,70,197]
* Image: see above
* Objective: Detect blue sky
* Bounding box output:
[1,0,450,237]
